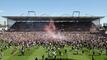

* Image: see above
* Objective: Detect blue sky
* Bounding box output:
[0,0,107,25]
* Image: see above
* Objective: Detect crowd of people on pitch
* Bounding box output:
[0,31,107,60]
[0,31,107,49]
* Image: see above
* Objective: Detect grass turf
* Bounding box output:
[0,41,107,60]
[0,45,107,60]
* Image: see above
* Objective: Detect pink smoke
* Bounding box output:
[43,19,66,40]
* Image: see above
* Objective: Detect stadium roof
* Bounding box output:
[3,16,104,22]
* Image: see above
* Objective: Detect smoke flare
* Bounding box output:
[43,19,66,40]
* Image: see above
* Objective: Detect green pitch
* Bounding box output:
[0,40,107,60]
[1,45,107,60]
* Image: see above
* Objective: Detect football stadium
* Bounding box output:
[0,13,107,60]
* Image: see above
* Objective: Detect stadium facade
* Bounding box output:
[3,16,104,32]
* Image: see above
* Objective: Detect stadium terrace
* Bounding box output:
[0,15,107,60]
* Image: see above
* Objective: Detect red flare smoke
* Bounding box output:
[44,20,56,32]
